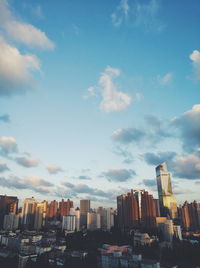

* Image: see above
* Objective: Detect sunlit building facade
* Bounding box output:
[156,162,177,219]
[117,192,139,230]
[34,200,48,230]
[22,197,37,229]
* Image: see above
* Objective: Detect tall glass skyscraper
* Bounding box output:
[156,162,177,219]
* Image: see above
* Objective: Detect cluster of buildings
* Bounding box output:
[117,162,200,243]
[0,196,115,233]
[0,230,67,267]
[0,162,200,268]
[99,244,160,268]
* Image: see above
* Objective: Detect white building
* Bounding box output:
[97,207,114,230]
[87,212,101,230]
[75,209,80,231]
[106,208,114,230]
[173,225,182,240]
[3,213,19,231]
[62,215,76,231]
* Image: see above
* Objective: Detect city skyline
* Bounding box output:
[0,0,200,207]
[0,161,197,210]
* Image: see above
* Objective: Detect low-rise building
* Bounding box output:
[133,231,155,246]
[99,244,159,268]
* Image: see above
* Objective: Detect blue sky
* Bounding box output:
[0,0,200,208]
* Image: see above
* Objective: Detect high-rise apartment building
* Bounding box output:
[132,190,144,220]
[156,162,177,219]
[59,199,73,219]
[179,201,200,231]
[80,200,90,227]
[47,200,58,219]
[87,212,101,230]
[141,191,156,229]
[34,200,48,230]
[106,208,115,230]
[97,207,115,230]
[0,195,18,228]
[117,192,139,230]
[80,200,90,213]
[75,208,81,231]
[62,215,76,231]
[22,197,37,229]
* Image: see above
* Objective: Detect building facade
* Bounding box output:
[156,162,177,219]
[22,197,37,229]
[0,195,18,228]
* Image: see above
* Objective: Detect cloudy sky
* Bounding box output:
[0,0,200,208]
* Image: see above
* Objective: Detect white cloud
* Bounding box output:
[172,154,200,180]
[0,175,54,194]
[100,168,136,182]
[0,36,40,96]
[23,176,53,187]
[112,127,145,144]
[99,66,132,112]
[32,4,44,19]
[157,73,173,85]
[0,136,18,156]
[171,104,200,152]
[0,0,54,50]
[0,161,9,172]
[111,0,164,32]
[5,21,54,50]
[135,92,143,101]
[46,164,63,174]
[189,50,200,81]
[15,157,40,168]
[87,86,97,97]
[111,0,129,27]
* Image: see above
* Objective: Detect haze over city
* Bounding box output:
[0,0,200,207]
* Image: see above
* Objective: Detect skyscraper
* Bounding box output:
[22,197,37,229]
[156,162,177,219]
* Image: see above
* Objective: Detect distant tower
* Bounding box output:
[156,162,177,219]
